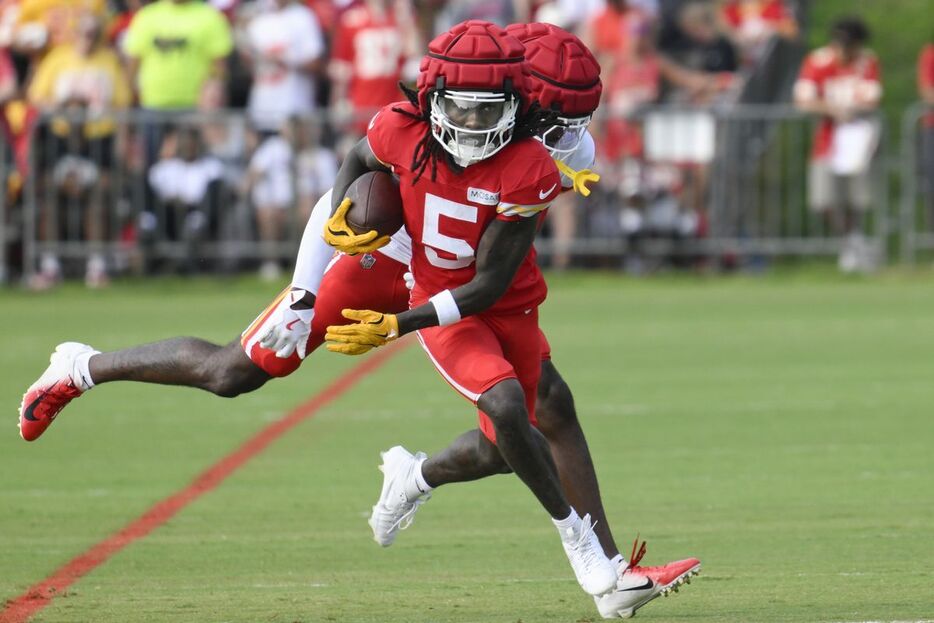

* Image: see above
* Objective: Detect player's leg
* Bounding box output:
[89,338,269,396]
[419,428,513,484]
[18,336,270,441]
[371,311,616,596]
[475,377,569,518]
[536,354,620,559]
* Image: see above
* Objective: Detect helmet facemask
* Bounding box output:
[429,90,519,168]
[537,113,591,161]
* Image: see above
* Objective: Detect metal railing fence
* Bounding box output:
[899,102,934,264]
[536,104,888,270]
[2,103,928,282]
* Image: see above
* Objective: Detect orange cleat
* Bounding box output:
[595,538,701,619]
[19,343,97,441]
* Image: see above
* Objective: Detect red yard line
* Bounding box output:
[1,342,408,623]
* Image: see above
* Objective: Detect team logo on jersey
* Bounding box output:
[360,253,376,270]
[467,187,500,206]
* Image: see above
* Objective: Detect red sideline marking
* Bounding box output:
[1,342,407,623]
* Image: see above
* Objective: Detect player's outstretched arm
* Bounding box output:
[324,217,539,355]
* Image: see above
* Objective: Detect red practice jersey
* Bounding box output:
[332,5,405,116]
[366,102,561,315]
[795,46,882,159]
[919,44,934,128]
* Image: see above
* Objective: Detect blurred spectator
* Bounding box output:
[124,0,233,111]
[586,1,659,158]
[125,0,232,227]
[106,0,144,53]
[434,0,522,32]
[293,118,338,223]
[718,0,798,66]
[918,41,934,226]
[13,0,108,57]
[656,0,738,105]
[147,125,225,270]
[244,115,336,280]
[794,16,881,272]
[243,0,324,132]
[329,0,417,139]
[27,14,131,288]
[0,44,14,102]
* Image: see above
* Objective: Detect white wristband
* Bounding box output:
[430,289,462,326]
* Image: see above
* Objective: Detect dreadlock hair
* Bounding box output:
[392,81,561,184]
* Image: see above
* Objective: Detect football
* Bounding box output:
[344,171,404,237]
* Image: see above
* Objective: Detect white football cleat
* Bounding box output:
[19,342,97,441]
[368,446,430,547]
[559,513,618,596]
[595,539,701,619]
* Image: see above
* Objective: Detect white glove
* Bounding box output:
[403,271,415,291]
[258,288,316,359]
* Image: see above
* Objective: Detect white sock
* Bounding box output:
[404,456,432,501]
[552,507,581,533]
[73,350,99,391]
[611,554,626,571]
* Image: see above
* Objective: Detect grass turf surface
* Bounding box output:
[1,271,933,623]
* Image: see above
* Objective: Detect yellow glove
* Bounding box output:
[325,309,399,356]
[323,198,391,255]
[555,160,601,197]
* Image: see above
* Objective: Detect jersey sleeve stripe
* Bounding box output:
[496,202,549,217]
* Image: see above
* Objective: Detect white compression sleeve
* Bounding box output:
[291,188,335,295]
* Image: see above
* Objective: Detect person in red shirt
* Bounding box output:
[918,42,934,217]
[794,16,881,271]
[329,0,418,136]
[719,0,798,65]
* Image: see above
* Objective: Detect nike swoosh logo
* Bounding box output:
[539,184,557,200]
[22,392,46,422]
[620,578,654,592]
[285,319,302,330]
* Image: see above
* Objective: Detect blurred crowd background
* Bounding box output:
[0,0,932,287]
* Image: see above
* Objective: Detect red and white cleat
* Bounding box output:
[19,342,98,442]
[595,539,701,619]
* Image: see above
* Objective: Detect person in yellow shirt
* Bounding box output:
[27,13,130,288]
[15,0,107,54]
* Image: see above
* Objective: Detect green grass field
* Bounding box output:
[2,271,933,623]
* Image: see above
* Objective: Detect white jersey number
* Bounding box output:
[423,193,477,269]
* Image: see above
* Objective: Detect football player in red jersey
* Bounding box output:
[322,20,623,597]
[325,22,699,618]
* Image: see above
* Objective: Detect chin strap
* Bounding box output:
[554,159,600,197]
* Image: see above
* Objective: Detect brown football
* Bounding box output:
[343,171,404,237]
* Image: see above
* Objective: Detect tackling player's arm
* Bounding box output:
[324,216,540,355]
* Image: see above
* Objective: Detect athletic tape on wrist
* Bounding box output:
[430,290,462,326]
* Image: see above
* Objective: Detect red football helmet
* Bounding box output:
[505,22,602,159]
[417,20,533,167]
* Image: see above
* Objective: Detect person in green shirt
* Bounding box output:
[124,0,232,110]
